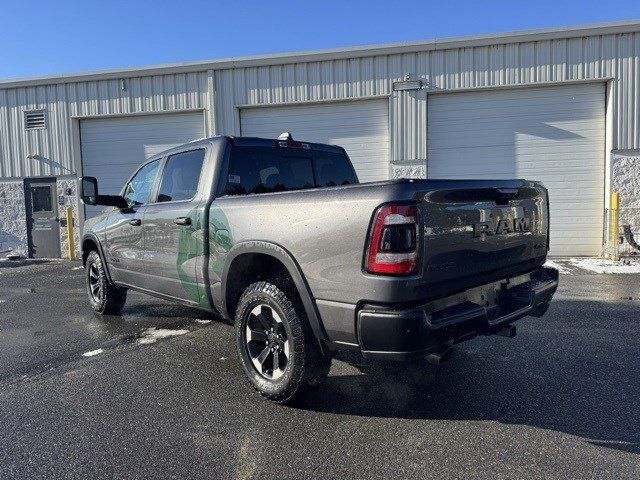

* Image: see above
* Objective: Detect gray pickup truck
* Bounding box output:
[80,133,558,403]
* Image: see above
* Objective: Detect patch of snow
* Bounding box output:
[568,258,640,274]
[544,260,572,275]
[82,348,104,357]
[137,327,189,345]
[194,319,211,324]
[71,266,84,271]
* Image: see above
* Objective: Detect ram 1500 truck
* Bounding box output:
[80,133,558,403]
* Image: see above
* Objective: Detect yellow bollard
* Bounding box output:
[66,206,76,260]
[610,192,620,261]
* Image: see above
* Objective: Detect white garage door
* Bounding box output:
[81,112,204,217]
[240,99,389,183]
[427,83,605,256]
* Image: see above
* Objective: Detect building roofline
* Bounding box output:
[1,19,640,89]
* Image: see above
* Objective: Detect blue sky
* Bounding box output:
[1,0,639,80]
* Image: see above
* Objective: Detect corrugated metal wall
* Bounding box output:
[1,31,639,179]
[0,71,211,178]
[215,32,640,162]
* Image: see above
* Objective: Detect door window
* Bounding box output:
[31,186,53,212]
[157,149,205,202]
[123,160,160,207]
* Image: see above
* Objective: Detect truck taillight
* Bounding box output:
[365,204,419,276]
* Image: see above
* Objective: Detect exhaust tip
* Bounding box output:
[426,346,454,365]
[496,324,517,338]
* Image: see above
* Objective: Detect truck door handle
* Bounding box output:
[129,219,142,226]
[173,217,191,226]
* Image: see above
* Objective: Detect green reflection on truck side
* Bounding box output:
[176,204,233,311]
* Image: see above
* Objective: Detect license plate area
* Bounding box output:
[424,273,534,327]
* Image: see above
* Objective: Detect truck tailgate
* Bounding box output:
[415,179,549,293]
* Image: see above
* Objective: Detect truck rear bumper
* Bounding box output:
[356,266,558,361]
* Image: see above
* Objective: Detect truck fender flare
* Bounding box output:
[221,241,328,342]
[81,233,114,284]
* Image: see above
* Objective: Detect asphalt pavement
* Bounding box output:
[0,259,638,479]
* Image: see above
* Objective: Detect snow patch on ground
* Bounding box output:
[71,266,84,271]
[544,260,573,275]
[568,258,640,274]
[194,319,211,324]
[82,348,104,357]
[137,327,189,345]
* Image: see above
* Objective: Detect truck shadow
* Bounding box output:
[296,297,640,455]
[0,258,51,269]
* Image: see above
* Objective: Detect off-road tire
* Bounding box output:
[85,250,127,315]
[235,281,331,403]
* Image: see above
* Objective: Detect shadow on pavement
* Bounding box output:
[296,297,640,455]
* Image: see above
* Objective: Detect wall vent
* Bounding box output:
[24,109,46,130]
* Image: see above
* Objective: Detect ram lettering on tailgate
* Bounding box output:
[473,217,531,238]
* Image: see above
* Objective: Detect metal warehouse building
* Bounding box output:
[1,21,640,258]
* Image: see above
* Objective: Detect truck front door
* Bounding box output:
[104,159,160,287]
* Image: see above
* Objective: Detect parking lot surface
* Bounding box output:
[0,259,638,479]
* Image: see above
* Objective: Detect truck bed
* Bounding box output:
[212,178,547,300]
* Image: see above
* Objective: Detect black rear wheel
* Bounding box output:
[244,303,291,380]
[235,281,331,403]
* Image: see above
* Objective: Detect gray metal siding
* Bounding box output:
[1,30,640,179]
[213,32,640,155]
[0,72,211,178]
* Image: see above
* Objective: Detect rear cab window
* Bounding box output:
[224,145,357,196]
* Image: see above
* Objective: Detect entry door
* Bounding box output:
[25,179,61,258]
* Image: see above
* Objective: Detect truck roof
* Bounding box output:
[143,134,347,167]
[229,135,346,154]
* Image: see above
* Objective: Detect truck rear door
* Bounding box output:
[414,179,549,294]
[142,148,206,304]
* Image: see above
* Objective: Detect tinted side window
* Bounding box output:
[157,149,205,202]
[123,160,160,207]
[225,147,314,196]
[314,151,358,187]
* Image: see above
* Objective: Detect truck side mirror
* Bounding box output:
[80,176,98,205]
[80,176,129,209]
